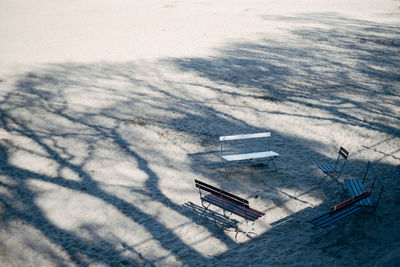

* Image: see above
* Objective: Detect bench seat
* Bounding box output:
[308,189,371,229]
[308,204,363,228]
[219,132,279,175]
[202,194,265,222]
[221,151,279,162]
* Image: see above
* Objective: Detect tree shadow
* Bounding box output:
[171,12,400,138]
[0,11,399,266]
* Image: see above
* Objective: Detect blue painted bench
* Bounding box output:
[307,189,372,229]
[344,161,384,212]
[195,179,265,236]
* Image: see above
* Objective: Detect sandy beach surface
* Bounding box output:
[1,0,400,266]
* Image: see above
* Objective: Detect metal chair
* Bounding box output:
[317,147,349,191]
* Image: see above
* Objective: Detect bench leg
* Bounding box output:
[248,159,253,176]
[262,157,277,172]
[220,159,229,179]
[271,158,277,172]
[219,157,224,174]
[366,210,383,223]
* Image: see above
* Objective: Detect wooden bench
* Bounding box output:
[194,179,265,236]
[307,189,372,229]
[344,179,373,206]
[219,132,279,177]
[344,161,384,212]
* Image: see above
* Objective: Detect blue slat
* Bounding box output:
[319,164,336,173]
[344,179,372,206]
[308,205,362,228]
[318,206,362,228]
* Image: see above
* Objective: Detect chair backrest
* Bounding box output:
[335,146,349,171]
[362,161,384,211]
[194,179,250,209]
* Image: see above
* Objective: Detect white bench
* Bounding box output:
[219,132,279,177]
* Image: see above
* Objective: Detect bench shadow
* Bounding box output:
[182,202,239,231]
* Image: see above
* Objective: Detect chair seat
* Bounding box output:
[318,164,338,173]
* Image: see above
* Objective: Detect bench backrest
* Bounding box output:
[219,132,272,155]
[219,132,271,141]
[330,189,371,215]
[194,179,250,209]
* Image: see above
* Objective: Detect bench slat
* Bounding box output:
[204,194,265,217]
[309,205,362,228]
[195,180,249,207]
[308,189,371,228]
[219,132,271,141]
[202,197,258,221]
[344,179,373,206]
[195,183,248,204]
[202,194,264,221]
[221,151,279,162]
[345,179,364,195]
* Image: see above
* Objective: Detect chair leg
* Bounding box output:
[319,174,329,184]
[326,174,345,192]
